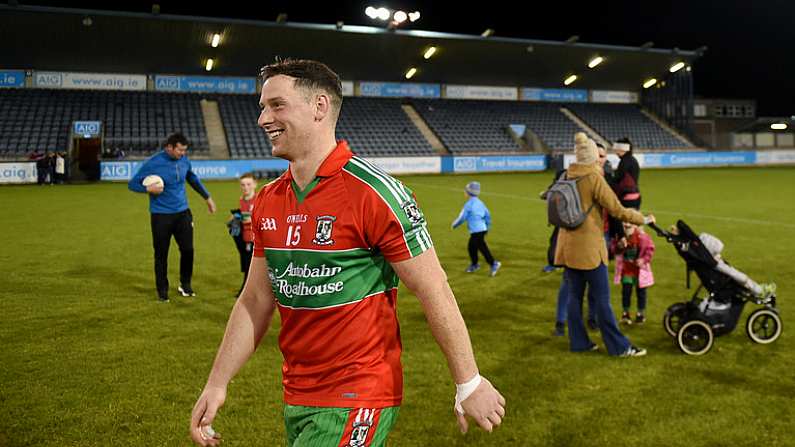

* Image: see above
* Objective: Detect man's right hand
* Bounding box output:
[455,377,506,434]
[190,385,226,446]
[146,183,164,195]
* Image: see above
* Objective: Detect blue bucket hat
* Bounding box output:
[465,181,481,196]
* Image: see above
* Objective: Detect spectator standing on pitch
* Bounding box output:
[46,152,56,185]
[611,137,642,210]
[30,149,46,185]
[227,172,257,297]
[555,133,655,357]
[452,181,501,276]
[54,152,66,184]
[190,59,504,447]
[128,133,217,302]
[545,151,604,336]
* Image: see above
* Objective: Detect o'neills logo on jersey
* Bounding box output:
[268,262,344,299]
[259,217,277,231]
[287,214,308,224]
[312,215,336,246]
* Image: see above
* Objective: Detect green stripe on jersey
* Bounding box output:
[265,248,399,309]
[343,158,433,257]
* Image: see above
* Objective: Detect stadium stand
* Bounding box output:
[217,95,435,159]
[1,88,694,160]
[0,89,208,157]
[336,97,435,157]
[412,99,582,152]
[566,103,691,149]
[216,94,273,159]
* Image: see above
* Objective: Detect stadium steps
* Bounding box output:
[200,99,230,159]
[559,107,610,147]
[400,104,449,154]
[504,126,533,152]
[640,108,695,148]
[523,127,548,153]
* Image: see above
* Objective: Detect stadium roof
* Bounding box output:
[0,4,701,91]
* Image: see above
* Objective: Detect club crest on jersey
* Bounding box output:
[312,215,336,245]
[401,200,424,226]
[347,408,375,447]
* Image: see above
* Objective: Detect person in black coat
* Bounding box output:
[611,137,641,210]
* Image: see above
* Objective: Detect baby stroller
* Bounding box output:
[649,220,782,355]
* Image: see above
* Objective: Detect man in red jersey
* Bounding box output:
[191,59,505,446]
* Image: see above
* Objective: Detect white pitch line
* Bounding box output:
[407,181,795,229]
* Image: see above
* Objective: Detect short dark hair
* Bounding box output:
[259,58,343,119]
[165,133,190,148]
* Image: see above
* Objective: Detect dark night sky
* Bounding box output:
[12,0,795,117]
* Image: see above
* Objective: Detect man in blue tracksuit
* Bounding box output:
[128,133,217,302]
[451,181,501,276]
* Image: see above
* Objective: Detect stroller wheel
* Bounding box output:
[663,302,688,337]
[677,320,714,355]
[746,309,782,344]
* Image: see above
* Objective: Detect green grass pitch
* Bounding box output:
[1,167,793,446]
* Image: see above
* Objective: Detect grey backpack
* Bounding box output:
[545,174,595,229]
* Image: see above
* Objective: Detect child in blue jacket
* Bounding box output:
[452,181,501,276]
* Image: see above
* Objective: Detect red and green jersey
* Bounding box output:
[251,141,432,408]
[239,196,255,243]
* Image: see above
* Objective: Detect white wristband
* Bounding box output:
[454,373,482,415]
[643,216,652,225]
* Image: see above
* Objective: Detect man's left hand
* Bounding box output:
[207,198,217,214]
[455,377,506,434]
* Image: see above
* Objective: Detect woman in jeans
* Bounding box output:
[554,133,655,357]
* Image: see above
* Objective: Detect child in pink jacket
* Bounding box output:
[613,222,655,324]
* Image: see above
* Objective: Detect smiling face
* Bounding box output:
[257,75,319,160]
[164,142,188,160]
[239,176,256,197]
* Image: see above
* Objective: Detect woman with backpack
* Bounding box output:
[552,133,656,357]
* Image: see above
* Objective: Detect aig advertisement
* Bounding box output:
[34,71,146,91]
[154,75,256,94]
[0,162,37,184]
[101,159,289,181]
[0,70,26,88]
[445,155,547,173]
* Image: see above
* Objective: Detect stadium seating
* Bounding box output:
[217,95,435,159]
[336,97,435,157]
[566,103,691,149]
[216,94,273,159]
[411,99,582,152]
[0,89,208,157]
[0,88,694,159]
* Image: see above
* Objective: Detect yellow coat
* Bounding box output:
[554,163,645,270]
